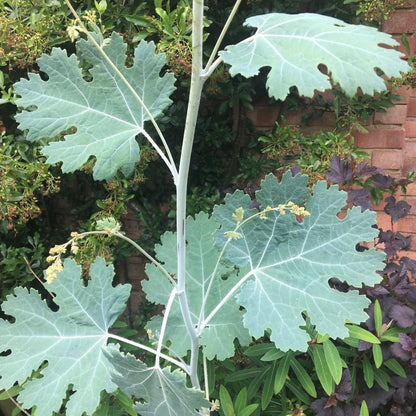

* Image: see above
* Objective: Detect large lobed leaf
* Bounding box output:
[213,172,385,351]
[104,344,210,416]
[14,33,176,181]
[220,13,410,100]
[0,258,131,416]
[143,212,251,360]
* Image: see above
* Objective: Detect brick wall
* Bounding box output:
[246,3,416,260]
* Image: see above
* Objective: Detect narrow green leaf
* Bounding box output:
[226,368,262,383]
[220,385,235,416]
[374,300,382,337]
[234,387,248,414]
[239,404,259,416]
[374,368,391,391]
[360,400,369,416]
[362,356,374,388]
[261,349,286,362]
[322,339,343,384]
[372,343,383,368]
[245,344,276,357]
[311,345,334,395]
[262,364,276,410]
[274,352,292,394]
[380,327,403,343]
[285,380,311,405]
[384,358,406,378]
[206,360,216,395]
[248,366,270,400]
[347,324,380,344]
[290,357,317,398]
[342,337,360,348]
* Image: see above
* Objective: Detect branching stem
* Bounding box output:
[108,334,188,372]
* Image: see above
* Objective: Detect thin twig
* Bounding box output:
[4,389,31,416]
[23,256,55,298]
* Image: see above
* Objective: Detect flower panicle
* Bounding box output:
[45,233,80,284]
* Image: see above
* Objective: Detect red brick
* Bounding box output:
[395,86,413,103]
[406,183,416,196]
[354,128,405,148]
[396,215,416,234]
[403,197,416,215]
[400,250,416,261]
[374,104,408,125]
[402,158,416,175]
[403,140,416,157]
[408,99,416,117]
[392,34,416,58]
[247,105,280,128]
[382,10,416,34]
[405,120,416,137]
[376,212,393,230]
[372,150,403,169]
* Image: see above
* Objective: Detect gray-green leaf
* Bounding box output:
[0,258,131,416]
[213,172,385,352]
[14,33,175,180]
[104,344,210,416]
[220,13,409,99]
[143,212,251,360]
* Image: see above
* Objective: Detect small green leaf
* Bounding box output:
[362,356,374,388]
[347,324,380,344]
[261,348,286,362]
[290,357,317,398]
[274,352,292,394]
[311,345,334,395]
[285,380,311,405]
[374,368,391,391]
[234,387,248,414]
[261,364,276,410]
[360,400,369,416]
[374,300,382,337]
[372,343,383,368]
[220,385,235,416]
[384,358,406,378]
[322,339,343,384]
[380,327,403,343]
[239,404,259,416]
[245,344,276,357]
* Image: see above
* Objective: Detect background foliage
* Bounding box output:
[1,0,416,415]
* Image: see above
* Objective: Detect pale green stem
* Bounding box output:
[63,0,178,182]
[108,333,188,372]
[204,0,242,72]
[155,288,177,369]
[198,268,254,334]
[171,0,210,390]
[64,229,176,286]
[113,231,177,286]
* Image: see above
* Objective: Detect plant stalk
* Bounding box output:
[175,0,206,389]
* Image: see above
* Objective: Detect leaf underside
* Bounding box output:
[220,13,409,99]
[0,258,131,416]
[104,344,210,416]
[213,172,385,351]
[14,33,176,180]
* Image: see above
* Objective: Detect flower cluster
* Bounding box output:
[45,232,80,284]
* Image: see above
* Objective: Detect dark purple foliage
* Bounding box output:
[372,173,393,189]
[326,156,353,183]
[384,196,411,222]
[349,188,372,211]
